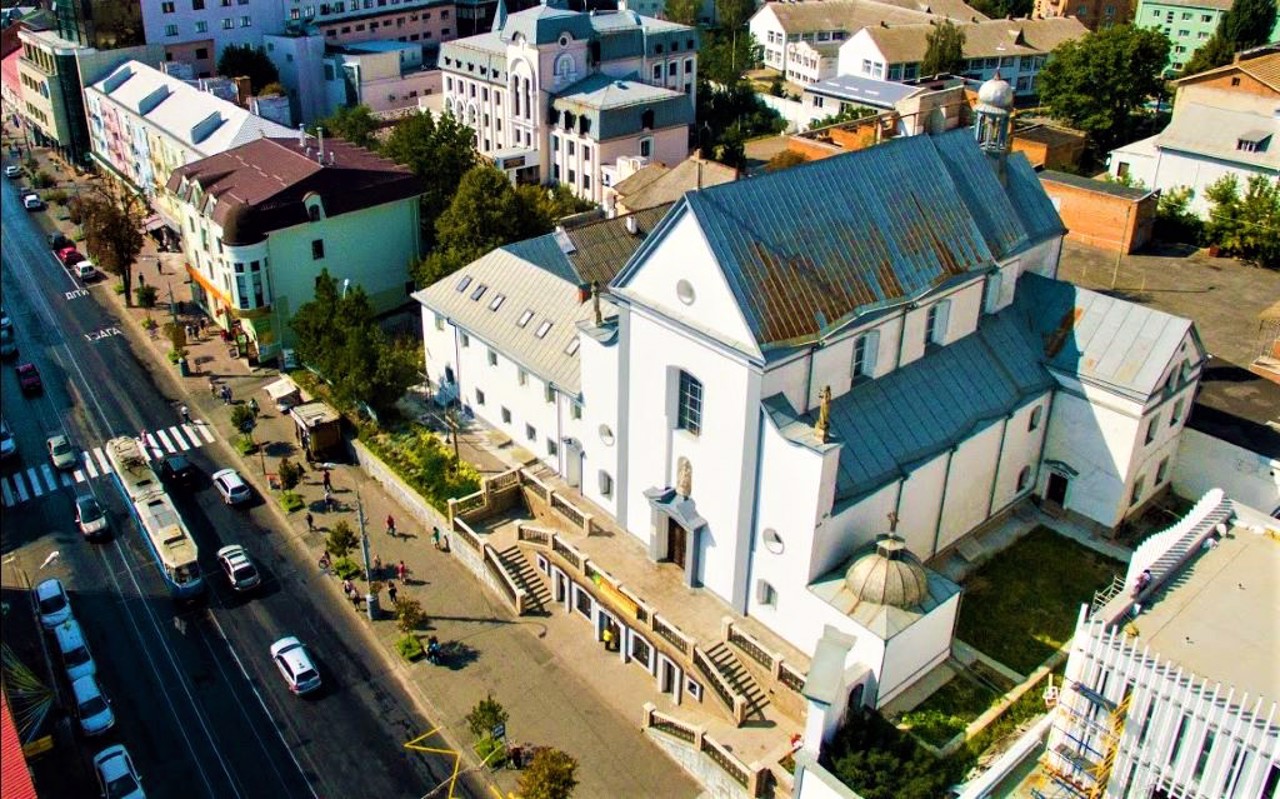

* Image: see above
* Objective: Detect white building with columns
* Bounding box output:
[416,77,1205,712]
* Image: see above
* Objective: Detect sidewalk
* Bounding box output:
[23,146,701,798]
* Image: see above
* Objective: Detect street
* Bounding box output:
[1,171,479,798]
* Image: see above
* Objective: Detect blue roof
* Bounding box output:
[1015,272,1199,401]
[504,235,576,284]
[932,129,1033,258]
[767,310,1054,503]
[807,75,920,109]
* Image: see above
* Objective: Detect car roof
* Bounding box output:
[166,454,191,467]
[213,468,242,483]
[218,546,250,565]
[72,674,102,701]
[94,744,131,775]
[35,578,64,598]
[76,494,101,508]
[48,434,68,445]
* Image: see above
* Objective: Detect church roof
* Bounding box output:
[629,130,1058,351]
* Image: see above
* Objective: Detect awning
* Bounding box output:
[265,377,301,402]
[142,214,166,232]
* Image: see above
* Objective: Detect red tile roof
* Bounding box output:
[166,136,423,246]
[1,691,38,799]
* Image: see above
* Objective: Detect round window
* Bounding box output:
[599,424,615,446]
[763,528,784,555]
[676,279,696,305]
[559,35,570,47]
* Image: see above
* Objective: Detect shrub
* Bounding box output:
[466,693,509,741]
[327,520,358,558]
[279,490,304,512]
[67,196,84,224]
[395,633,423,661]
[395,597,427,634]
[278,457,304,490]
[360,426,481,512]
[233,433,257,455]
[331,556,362,581]
[45,189,69,205]
[518,748,579,799]
[33,170,55,188]
[23,155,36,172]
[230,404,256,432]
[136,284,158,308]
[141,317,158,331]
[113,282,126,295]
[474,735,507,769]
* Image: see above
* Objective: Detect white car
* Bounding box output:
[75,260,96,280]
[22,193,43,211]
[270,637,321,695]
[75,494,110,539]
[72,674,115,736]
[54,618,96,681]
[34,577,72,629]
[0,418,15,460]
[212,468,252,505]
[47,434,76,470]
[216,545,261,592]
[3,164,19,178]
[93,745,144,799]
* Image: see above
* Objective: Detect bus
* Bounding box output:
[103,436,162,502]
[132,492,204,597]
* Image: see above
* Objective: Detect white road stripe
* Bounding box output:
[174,425,194,451]
[74,469,86,483]
[60,472,74,487]
[1,479,14,507]
[26,468,44,497]
[196,423,215,443]
[14,472,29,502]
[42,465,58,491]
[137,436,154,461]
[93,448,109,475]
[156,428,177,454]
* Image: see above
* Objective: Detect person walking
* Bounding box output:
[432,526,442,550]
[306,512,315,532]
[324,489,335,512]
[209,377,218,397]
[396,560,408,582]
[180,404,191,424]
[385,514,396,537]
[342,578,354,596]
[322,469,332,492]
[349,587,362,610]
[386,581,398,606]
[373,554,382,577]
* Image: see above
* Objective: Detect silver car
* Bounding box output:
[212,469,252,505]
[72,674,115,736]
[270,637,321,695]
[34,577,72,629]
[47,434,76,470]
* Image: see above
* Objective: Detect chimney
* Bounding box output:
[317,126,325,161]
[625,215,638,235]
[298,124,306,147]
[327,150,335,165]
[577,283,591,303]
[233,75,252,106]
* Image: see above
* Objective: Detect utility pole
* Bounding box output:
[357,494,376,621]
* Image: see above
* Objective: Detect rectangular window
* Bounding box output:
[852,330,879,381]
[460,332,470,348]
[240,15,251,25]
[546,438,558,456]
[517,368,528,386]
[525,424,536,442]
[544,384,554,404]
[1131,475,1145,506]
[222,17,233,28]
[162,1,175,11]
[165,23,179,35]
[571,401,582,420]
[598,470,613,498]
[517,309,534,327]
[312,239,325,259]
[487,349,497,366]
[434,314,444,331]
[193,0,205,8]
[1170,398,1185,425]
[535,321,553,338]
[475,388,485,405]
[639,138,652,158]
[1145,415,1158,444]
[925,299,950,346]
[677,371,702,435]
[1156,457,1169,485]
[501,407,511,423]
[195,20,208,32]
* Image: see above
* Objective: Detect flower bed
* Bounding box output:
[359,425,480,512]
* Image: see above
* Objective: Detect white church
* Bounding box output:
[415,77,1205,712]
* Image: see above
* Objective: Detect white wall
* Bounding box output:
[568,328,622,517]
[836,30,883,80]
[877,592,959,705]
[1173,429,1280,513]
[1041,386,1140,526]
[990,396,1052,512]
[936,421,1004,554]
[898,279,984,368]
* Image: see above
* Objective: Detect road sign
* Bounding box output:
[492,723,506,740]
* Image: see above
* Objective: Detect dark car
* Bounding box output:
[15,362,41,394]
[48,232,72,250]
[155,454,198,488]
[57,246,85,266]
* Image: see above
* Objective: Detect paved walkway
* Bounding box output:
[17,143,701,799]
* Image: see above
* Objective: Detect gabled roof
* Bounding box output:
[864,16,1086,64]
[756,0,985,35]
[166,137,422,246]
[1015,272,1201,401]
[1155,101,1280,170]
[766,308,1054,504]
[613,156,738,211]
[615,130,1060,350]
[551,74,694,139]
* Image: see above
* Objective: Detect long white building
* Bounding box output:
[416,79,1206,711]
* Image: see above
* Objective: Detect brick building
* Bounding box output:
[1038,170,1158,254]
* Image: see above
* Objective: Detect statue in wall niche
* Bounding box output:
[592,281,603,327]
[815,385,832,444]
[676,456,692,499]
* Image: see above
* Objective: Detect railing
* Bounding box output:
[483,545,527,615]
[702,735,750,788]
[649,709,699,745]
[451,490,486,517]
[490,469,520,490]
[642,705,769,797]
[728,625,777,673]
[779,663,807,694]
[516,524,552,547]
[693,647,746,723]
[552,537,582,569]
[653,614,694,658]
[522,475,549,501]
[620,586,649,623]
[452,516,482,552]
[551,492,585,529]
[1091,575,1125,617]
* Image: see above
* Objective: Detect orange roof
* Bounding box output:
[1,691,38,799]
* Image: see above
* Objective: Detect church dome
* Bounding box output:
[843,535,929,609]
[977,72,1014,111]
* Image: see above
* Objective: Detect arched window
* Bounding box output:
[1017,465,1032,492]
[308,204,321,222]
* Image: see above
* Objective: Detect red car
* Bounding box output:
[16,362,42,394]
[57,246,85,266]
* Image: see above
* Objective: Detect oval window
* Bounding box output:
[763,528,784,555]
[676,279,695,305]
[599,424,615,446]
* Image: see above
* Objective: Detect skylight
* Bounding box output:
[489,293,506,311]
[564,339,580,356]
[470,283,488,301]
[455,275,472,292]
[517,309,534,327]
[535,321,553,339]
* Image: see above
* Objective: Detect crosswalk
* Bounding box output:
[0,421,217,508]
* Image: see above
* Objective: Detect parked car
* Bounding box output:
[75,494,110,539]
[155,454,197,489]
[57,246,84,266]
[93,745,144,799]
[0,307,10,329]
[0,418,15,460]
[53,618,96,681]
[3,164,20,178]
[0,326,15,359]
[270,637,321,695]
[47,434,76,470]
[75,260,96,281]
[16,362,42,394]
[212,469,252,505]
[71,674,115,736]
[22,193,43,211]
[33,577,72,629]
[217,545,261,592]
[48,231,72,250]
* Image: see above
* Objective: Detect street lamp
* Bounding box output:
[356,494,376,621]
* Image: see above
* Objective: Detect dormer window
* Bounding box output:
[1236,132,1270,153]
[308,205,321,222]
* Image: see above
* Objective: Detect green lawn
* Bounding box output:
[957,526,1123,675]
[898,674,998,749]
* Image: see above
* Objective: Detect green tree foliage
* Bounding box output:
[278,457,305,491]
[921,20,966,77]
[518,748,580,799]
[381,110,480,248]
[326,520,358,559]
[664,0,701,25]
[79,188,146,306]
[230,403,256,433]
[289,270,421,415]
[1205,174,1280,268]
[465,694,509,741]
[1037,25,1171,152]
[716,0,756,28]
[1221,0,1278,50]
[825,713,965,799]
[1154,185,1204,244]
[314,104,380,150]
[967,0,1033,18]
[810,104,877,129]
[216,45,280,94]
[696,78,785,168]
[1179,31,1236,76]
[699,28,760,85]
[395,597,428,634]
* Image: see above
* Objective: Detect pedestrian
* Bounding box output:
[350,587,361,609]
[373,554,382,577]
[387,581,398,606]
[180,404,191,424]
[209,376,218,397]
[386,514,396,537]
[223,385,233,405]
[306,512,315,532]
[432,526,442,550]
[396,560,408,582]
[342,578,354,595]
[321,468,332,492]
[324,489,335,512]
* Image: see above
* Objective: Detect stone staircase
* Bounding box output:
[496,546,553,616]
[704,642,770,722]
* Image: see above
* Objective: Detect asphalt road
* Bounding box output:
[0,171,478,799]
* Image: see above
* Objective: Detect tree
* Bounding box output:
[1037,25,1171,152]
[1153,185,1203,243]
[326,520,358,559]
[259,82,286,97]
[79,187,146,306]
[699,28,760,85]
[381,110,479,247]
[765,150,810,173]
[518,748,579,799]
[717,0,756,28]
[1205,174,1280,268]
[664,0,701,25]
[1221,0,1278,50]
[810,104,876,129]
[1179,31,1236,76]
[216,45,279,94]
[465,694,509,741]
[395,597,428,633]
[315,104,379,150]
[278,458,305,491]
[921,20,966,77]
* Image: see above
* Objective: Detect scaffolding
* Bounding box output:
[1042,681,1132,799]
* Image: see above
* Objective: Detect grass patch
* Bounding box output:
[957,526,1122,675]
[278,490,304,512]
[899,675,998,749]
[395,633,423,662]
[332,557,362,581]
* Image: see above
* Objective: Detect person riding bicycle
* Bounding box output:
[427,635,441,662]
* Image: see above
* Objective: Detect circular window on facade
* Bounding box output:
[599,424,615,446]
[763,528,784,554]
[559,35,570,47]
[676,279,696,305]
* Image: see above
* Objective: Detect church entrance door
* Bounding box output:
[666,518,687,570]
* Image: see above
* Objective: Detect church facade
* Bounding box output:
[416,78,1204,709]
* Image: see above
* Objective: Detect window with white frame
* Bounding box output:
[852,330,879,382]
[676,370,702,435]
[925,299,950,347]
[598,470,613,497]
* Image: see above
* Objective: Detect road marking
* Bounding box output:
[155,428,176,454]
[26,468,43,497]
[196,423,215,444]
[92,449,108,476]
[83,326,122,342]
[60,472,73,487]
[1,479,13,507]
[13,473,29,502]
[175,425,195,451]
[41,465,58,492]
[74,469,86,483]
[65,288,88,301]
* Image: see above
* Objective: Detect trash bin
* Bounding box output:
[365,592,379,621]
[178,357,190,376]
